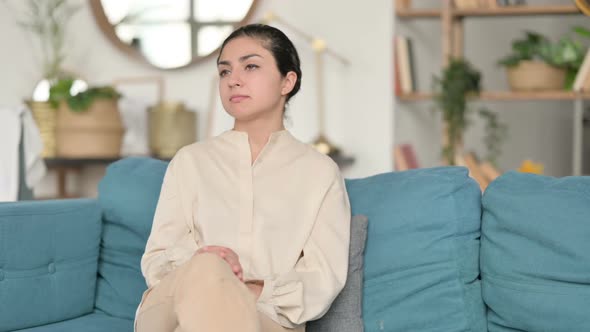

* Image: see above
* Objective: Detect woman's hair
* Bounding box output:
[218,24,302,104]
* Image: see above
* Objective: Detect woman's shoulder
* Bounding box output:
[167,136,218,167]
[174,133,228,157]
[296,141,341,180]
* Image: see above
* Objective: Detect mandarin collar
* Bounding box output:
[221,128,291,143]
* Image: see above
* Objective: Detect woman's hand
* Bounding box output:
[196,246,243,281]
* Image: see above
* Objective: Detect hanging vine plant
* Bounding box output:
[432,58,507,166]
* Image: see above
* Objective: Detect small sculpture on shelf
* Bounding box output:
[518,159,544,175]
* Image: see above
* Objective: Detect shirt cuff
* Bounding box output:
[257,277,275,305]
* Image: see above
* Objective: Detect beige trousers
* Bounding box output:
[135,253,305,332]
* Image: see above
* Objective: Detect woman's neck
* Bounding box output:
[233,120,285,164]
[233,120,284,146]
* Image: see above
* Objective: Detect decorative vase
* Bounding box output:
[56,99,124,158]
[26,100,57,157]
[507,60,566,91]
[148,101,197,158]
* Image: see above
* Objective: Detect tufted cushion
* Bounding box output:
[345,167,486,332]
[0,199,101,332]
[481,171,590,331]
[13,311,132,332]
[96,157,168,319]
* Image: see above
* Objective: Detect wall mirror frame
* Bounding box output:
[89,0,260,70]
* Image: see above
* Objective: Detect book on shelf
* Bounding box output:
[394,36,415,95]
[395,0,411,11]
[496,0,526,6]
[454,0,525,8]
[454,0,479,9]
[464,152,489,191]
[393,144,420,171]
[394,37,402,96]
[479,161,501,182]
[486,0,499,8]
[455,152,501,191]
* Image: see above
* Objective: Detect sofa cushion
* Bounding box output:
[345,167,486,332]
[307,214,368,332]
[481,171,590,331]
[13,312,132,332]
[96,157,168,320]
[0,199,101,332]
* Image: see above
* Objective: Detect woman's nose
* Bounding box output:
[228,73,242,87]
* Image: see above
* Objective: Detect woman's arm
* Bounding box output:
[140,152,199,288]
[256,170,351,327]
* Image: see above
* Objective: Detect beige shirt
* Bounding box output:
[141,129,351,328]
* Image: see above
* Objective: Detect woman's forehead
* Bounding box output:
[219,37,270,62]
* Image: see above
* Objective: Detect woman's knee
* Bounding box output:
[181,252,235,283]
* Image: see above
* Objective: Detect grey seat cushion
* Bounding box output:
[307,214,368,332]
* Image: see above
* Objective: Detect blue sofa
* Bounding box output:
[0,157,588,332]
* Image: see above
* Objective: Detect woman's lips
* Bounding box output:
[230,95,249,103]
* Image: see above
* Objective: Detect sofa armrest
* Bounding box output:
[0,199,102,332]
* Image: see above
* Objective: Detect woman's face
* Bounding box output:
[217,36,294,123]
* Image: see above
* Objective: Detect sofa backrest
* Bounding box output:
[345,167,487,332]
[97,158,488,331]
[96,157,168,320]
[0,199,101,331]
[481,171,590,331]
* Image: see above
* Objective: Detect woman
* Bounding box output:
[135,24,351,332]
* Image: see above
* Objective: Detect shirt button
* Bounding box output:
[48,263,56,274]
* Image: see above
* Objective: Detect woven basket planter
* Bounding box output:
[56,99,124,158]
[26,100,57,157]
[507,60,566,91]
[148,101,196,158]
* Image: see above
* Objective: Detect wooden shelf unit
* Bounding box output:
[397,4,580,18]
[398,91,590,102]
[394,0,587,176]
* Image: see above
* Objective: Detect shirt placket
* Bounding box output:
[238,137,254,275]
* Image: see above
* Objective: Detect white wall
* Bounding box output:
[0,0,393,198]
[395,0,589,177]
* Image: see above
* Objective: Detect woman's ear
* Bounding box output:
[281,71,297,96]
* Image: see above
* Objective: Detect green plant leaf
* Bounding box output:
[498,54,523,67]
[49,78,121,112]
[48,77,73,108]
[573,26,590,39]
[500,29,588,70]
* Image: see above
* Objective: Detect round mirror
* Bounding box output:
[90,0,258,70]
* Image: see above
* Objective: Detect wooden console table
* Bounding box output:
[44,157,172,199]
[44,157,121,199]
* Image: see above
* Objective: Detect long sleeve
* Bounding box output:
[256,170,351,328]
[141,152,200,288]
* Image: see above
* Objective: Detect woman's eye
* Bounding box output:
[219,69,229,77]
[245,64,259,70]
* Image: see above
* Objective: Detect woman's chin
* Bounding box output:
[227,109,256,121]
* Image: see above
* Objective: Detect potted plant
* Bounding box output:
[5,0,81,157]
[49,78,125,158]
[432,58,507,166]
[498,29,587,91]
